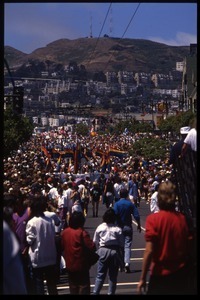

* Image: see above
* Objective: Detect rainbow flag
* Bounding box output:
[109,148,128,158]
[41,146,51,158]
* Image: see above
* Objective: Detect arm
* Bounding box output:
[133,204,141,232]
[137,241,153,294]
[26,221,36,245]
[82,229,96,251]
[181,142,188,157]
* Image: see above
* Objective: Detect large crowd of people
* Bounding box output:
[3,125,196,294]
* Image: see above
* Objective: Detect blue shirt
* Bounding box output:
[113,198,140,227]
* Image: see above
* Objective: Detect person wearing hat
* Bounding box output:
[168,126,190,166]
[168,126,192,206]
[181,117,197,155]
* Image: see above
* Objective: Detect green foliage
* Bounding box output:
[112,118,153,135]
[75,122,89,136]
[159,110,196,135]
[129,137,170,160]
[4,106,34,157]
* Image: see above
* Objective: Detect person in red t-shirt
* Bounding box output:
[137,180,195,295]
[61,211,96,294]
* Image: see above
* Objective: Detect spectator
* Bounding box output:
[63,181,74,228]
[97,173,106,205]
[113,188,141,273]
[26,194,58,295]
[149,182,160,213]
[169,126,191,165]
[90,181,102,217]
[127,175,141,207]
[82,176,91,216]
[104,177,115,208]
[12,189,33,294]
[92,208,124,295]
[140,173,149,203]
[113,176,125,203]
[44,198,62,283]
[137,181,194,295]
[181,117,197,155]
[3,220,27,295]
[78,179,88,212]
[61,211,96,294]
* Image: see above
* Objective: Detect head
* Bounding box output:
[29,194,47,216]
[102,207,117,224]
[93,181,98,188]
[157,181,176,211]
[69,211,85,229]
[180,126,190,138]
[119,188,129,199]
[67,181,73,189]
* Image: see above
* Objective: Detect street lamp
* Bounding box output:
[151,96,155,130]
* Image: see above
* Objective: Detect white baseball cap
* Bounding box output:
[180,126,190,135]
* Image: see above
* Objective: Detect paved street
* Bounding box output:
[56,198,151,295]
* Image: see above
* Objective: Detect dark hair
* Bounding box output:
[3,193,16,208]
[69,211,85,229]
[102,208,117,224]
[3,206,14,224]
[29,194,47,216]
[119,188,129,199]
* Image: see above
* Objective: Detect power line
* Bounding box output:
[121,3,141,38]
[4,58,15,87]
[85,3,112,69]
[103,3,141,72]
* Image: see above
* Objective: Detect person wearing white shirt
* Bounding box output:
[150,187,159,213]
[26,195,58,295]
[92,208,124,295]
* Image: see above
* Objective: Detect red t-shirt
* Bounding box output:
[145,210,190,276]
[61,227,96,272]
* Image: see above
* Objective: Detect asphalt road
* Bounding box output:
[56,198,151,295]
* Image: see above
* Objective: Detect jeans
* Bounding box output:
[122,225,133,265]
[93,247,120,295]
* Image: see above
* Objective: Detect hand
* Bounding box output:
[137,279,146,294]
[137,225,141,233]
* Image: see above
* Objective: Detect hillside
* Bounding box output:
[4,37,190,74]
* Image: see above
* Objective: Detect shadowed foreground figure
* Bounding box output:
[137,181,195,295]
[61,211,96,294]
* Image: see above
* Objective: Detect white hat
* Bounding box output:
[180,126,190,135]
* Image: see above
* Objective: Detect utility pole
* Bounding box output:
[4,58,24,114]
[89,13,93,38]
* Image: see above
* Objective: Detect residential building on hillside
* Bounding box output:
[181,43,197,113]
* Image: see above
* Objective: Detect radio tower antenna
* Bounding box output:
[89,13,93,38]
[109,6,113,37]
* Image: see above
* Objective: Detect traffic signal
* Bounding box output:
[13,86,24,114]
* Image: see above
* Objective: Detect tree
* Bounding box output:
[4,106,34,157]
[75,122,89,136]
[159,110,196,136]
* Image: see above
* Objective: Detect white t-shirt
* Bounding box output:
[184,128,197,151]
[150,191,159,213]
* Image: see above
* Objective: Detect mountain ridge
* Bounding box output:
[4,37,190,74]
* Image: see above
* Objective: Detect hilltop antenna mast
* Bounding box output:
[89,13,93,38]
[109,6,113,37]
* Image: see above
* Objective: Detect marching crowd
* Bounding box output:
[3,124,196,295]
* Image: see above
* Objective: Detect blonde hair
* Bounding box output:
[157,181,176,211]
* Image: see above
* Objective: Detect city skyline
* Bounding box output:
[4,2,197,54]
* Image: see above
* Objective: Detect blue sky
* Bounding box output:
[4,2,197,54]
